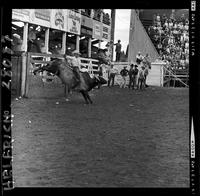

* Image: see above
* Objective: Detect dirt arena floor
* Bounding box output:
[12,77,189,187]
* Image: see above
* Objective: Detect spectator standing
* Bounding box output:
[114,40,122,62]
[132,64,139,89]
[128,64,134,89]
[143,53,151,68]
[97,48,109,65]
[120,66,129,88]
[143,53,151,87]
[136,51,143,67]
[12,34,23,52]
[28,29,41,53]
[137,65,146,90]
[108,64,118,87]
[55,43,62,54]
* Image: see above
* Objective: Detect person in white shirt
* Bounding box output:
[136,51,143,68]
[174,22,178,29]
[71,50,82,83]
[168,20,173,29]
[185,41,189,49]
[156,14,160,22]
[12,34,23,52]
[137,65,146,90]
[108,64,118,87]
[178,22,184,30]
[184,24,189,31]
[164,20,169,28]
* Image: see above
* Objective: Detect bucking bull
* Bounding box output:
[33,58,107,104]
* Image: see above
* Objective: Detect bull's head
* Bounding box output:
[94,75,107,85]
[33,59,61,76]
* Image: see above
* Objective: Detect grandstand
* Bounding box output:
[138,9,189,87]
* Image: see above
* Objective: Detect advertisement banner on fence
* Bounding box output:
[92,20,102,40]
[81,15,93,37]
[12,9,30,22]
[29,9,51,27]
[67,10,81,35]
[102,24,111,41]
[81,15,93,28]
[81,26,93,37]
[51,9,67,31]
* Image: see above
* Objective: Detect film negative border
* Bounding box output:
[0,7,14,194]
[189,0,200,195]
[0,4,197,196]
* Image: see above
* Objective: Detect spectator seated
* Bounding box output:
[147,12,189,71]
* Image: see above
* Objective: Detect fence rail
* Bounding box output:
[23,55,189,98]
[28,52,100,75]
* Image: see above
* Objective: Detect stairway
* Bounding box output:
[140,19,153,31]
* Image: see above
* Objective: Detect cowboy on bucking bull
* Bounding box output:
[33,51,107,104]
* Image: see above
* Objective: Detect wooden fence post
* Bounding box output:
[24,53,31,97]
[44,28,49,53]
[88,37,91,58]
[62,32,66,54]
[76,35,80,52]
[21,22,28,97]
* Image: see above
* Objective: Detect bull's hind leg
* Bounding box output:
[64,85,70,101]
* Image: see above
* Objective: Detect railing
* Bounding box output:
[79,57,99,75]
[27,52,100,76]
[163,65,189,87]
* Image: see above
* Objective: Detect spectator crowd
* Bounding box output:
[147,12,189,71]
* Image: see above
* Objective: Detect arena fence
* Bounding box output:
[13,54,188,99]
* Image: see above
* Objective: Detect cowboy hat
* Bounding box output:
[72,50,81,55]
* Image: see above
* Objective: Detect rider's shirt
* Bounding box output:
[71,56,81,69]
